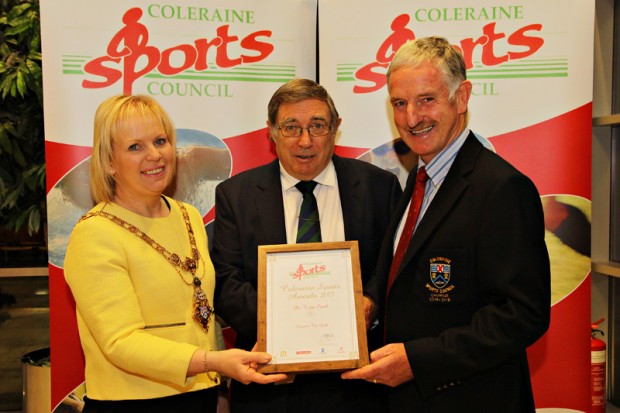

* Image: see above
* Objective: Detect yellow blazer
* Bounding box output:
[64,197,219,400]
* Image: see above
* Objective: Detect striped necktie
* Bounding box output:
[295,180,322,243]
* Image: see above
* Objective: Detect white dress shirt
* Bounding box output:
[393,128,470,251]
[279,161,345,243]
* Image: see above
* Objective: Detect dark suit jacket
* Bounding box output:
[367,133,550,413]
[212,155,402,413]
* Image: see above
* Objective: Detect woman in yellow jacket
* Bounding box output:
[64,94,285,413]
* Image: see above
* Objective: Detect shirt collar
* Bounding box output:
[418,128,469,186]
[280,160,336,191]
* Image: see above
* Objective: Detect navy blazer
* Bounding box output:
[368,133,550,413]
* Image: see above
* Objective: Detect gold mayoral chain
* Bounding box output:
[81,200,214,333]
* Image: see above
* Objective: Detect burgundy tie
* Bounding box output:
[385,166,429,297]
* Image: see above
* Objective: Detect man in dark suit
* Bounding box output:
[342,37,551,413]
[211,78,402,413]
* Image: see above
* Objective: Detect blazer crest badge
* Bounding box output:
[425,257,455,303]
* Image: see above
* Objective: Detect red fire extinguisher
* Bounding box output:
[592,318,606,413]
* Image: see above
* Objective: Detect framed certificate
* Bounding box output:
[256,241,369,373]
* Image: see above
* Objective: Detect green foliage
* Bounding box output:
[0,0,45,236]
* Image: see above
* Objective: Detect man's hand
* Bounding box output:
[341,343,413,387]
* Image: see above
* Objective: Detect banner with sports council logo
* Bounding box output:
[40,1,316,409]
[319,1,593,411]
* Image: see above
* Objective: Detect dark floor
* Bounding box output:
[0,271,50,413]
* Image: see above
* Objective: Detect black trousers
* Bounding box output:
[230,372,387,413]
[83,387,218,413]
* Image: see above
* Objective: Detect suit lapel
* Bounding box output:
[333,156,362,241]
[254,160,287,245]
[396,133,482,276]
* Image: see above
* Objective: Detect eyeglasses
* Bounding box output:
[277,122,331,138]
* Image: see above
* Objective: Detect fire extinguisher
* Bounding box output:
[592,318,606,413]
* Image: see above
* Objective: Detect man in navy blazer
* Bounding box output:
[211,78,402,413]
[342,37,551,413]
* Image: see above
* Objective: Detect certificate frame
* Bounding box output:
[256,241,369,373]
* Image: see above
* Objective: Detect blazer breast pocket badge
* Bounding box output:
[425,256,456,304]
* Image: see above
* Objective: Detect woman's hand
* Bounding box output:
[207,349,288,384]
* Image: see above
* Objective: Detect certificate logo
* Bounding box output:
[291,263,329,280]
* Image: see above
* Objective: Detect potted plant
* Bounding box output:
[0,0,45,243]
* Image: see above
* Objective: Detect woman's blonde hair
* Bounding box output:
[90,95,176,204]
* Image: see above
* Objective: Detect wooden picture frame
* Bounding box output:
[256,241,369,373]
